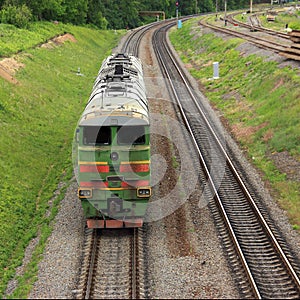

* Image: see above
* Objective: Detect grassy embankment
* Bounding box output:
[169,17,300,230]
[0,22,124,297]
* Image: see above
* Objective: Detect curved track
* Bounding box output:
[152,20,300,298]
[121,19,175,56]
[75,15,300,299]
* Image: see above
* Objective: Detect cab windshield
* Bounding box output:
[117,126,145,145]
[83,126,111,145]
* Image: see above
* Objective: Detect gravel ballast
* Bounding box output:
[10,21,300,299]
[28,181,84,299]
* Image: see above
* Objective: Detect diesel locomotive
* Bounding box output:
[74,53,151,228]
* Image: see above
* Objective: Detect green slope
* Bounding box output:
[0,21,124,297]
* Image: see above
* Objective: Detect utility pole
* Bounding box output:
[224,0,227,25]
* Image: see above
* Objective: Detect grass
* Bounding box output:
[0,22,71,57]
[169,18,300,231]
[0,22,124,297]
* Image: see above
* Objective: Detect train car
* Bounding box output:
[74,53,151,228]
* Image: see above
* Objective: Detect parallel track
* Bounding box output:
[75,15,300,299]
[152,21,300,298]
[228,10,290,40]
[121,19,174,56]
[199,16,288,53]
[75,227,147,299]
[199,11,300,60]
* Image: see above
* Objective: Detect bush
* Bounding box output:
[95,12,108,30]
[0,4,32,28]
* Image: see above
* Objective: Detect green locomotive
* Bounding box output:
[74,53,151,228]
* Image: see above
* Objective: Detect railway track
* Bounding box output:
[73,22,158,300]
[121,23,154,56]
[121,19,175,57]
[74,15,299,298]
[199,11,300,61]
[74,227,148,299]
[227,10,290,40]
[152,20,300,298]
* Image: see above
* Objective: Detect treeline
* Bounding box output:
[0,0,271,29]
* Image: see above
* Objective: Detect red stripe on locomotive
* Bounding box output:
[80,165,109,172]
[120,164,149,172]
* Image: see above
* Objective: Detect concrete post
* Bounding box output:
[213,62,219,79]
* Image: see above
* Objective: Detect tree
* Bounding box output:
[87,0,107,29]
[200,0,215,13]
[15,0,61,21]
[0,3,32,28]
[40,0,65,21]
[119,0,140,28]
[0,0,254,29]
[62,0,88,24]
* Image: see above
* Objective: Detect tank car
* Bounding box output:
[74,53,151,228]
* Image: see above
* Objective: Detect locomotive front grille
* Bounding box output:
[107,175,124,182]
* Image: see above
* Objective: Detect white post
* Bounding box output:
[213,62,219,79]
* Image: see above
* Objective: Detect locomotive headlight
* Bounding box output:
[137,187,151,198]
[78,188,92,198]
[110,152,119,161]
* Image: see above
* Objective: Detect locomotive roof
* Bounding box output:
[79,53,149,127]
[79,96,149,127]
[94,54,143,87]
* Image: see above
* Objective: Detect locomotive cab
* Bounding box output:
[77,121,150,228]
